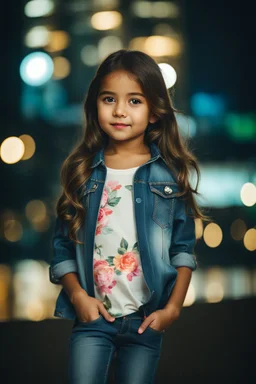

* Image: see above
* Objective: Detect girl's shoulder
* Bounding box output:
[150,158,178,183]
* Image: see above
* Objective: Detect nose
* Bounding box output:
[113,102,127,117]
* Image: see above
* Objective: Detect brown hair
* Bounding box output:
[56,49,209,244]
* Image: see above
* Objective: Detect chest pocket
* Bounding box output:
[149,183,179,228]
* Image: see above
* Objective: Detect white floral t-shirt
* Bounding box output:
[93,166,151,318]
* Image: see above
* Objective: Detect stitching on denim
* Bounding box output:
[161,230,164,259]
[90,178,105,183]
[134,180,147,184]
[152,194,171,229]
[118,317,125,335]
[150,187,177,199]
[149,181,177,185]
[103,345,115,384]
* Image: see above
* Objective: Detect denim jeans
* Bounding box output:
[68,308,164,384]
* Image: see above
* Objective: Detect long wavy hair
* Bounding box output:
[56,49,209,244]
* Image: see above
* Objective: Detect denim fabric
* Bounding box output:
[49,142,197,320]
[68,309,163,384]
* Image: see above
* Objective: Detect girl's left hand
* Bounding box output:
[138,305,181,334]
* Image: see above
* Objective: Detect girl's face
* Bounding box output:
[96,70,157,146]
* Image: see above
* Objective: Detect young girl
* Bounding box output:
[49,49,207,384]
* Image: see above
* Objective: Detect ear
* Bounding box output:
[149,114,158,124]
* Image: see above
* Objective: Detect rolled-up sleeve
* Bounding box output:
[49,217,78,284]
[169,198,197,271]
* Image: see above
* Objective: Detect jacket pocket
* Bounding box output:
[149,183,179,228]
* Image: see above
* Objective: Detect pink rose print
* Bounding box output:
[127,267,141,282]
[101,189,108,207]
[96,207,113,235]
[94,260,117,294]
[106,180,122,191]
[113,252,138,272]
[114,252,140,282]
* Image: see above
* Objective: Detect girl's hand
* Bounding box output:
[138,305,181,334]
[71,289,115,323]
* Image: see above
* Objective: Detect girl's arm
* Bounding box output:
[60,272,88,304]
[60,272,115,322]
[138,198,197,333]
[164,266,192,314]
[138,267,192,334]
[49,217,78,285]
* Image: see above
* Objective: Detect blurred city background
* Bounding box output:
[0,0,255,323]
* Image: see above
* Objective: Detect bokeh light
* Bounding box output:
[24,26,50,48]
[12,260,54,320]
[98,36,123,61]
[203,223,223,248]
[243,228,256,251]
[158,63,177,88]
[19,134,36,160]
[4,220,23,242]
[25,200,47,224]
[91,11,122,30]
[24,0,55,18]
[32,216,51,232]
[191,92,226,117]
[240,183,256,207]
[144,36,181,56]
[20,52,54,86]
[131,1,179,18]
[206,281,224,303]
[53,56,71,79]
[205,268,225,303]
[195,218,204,239]
[129,37,147,51]
[0,137,25,164]
[183,283,196,306]
[175,113,197,138]
[81,45,99,66]
[0,264,12,320]
[45,31,70,52]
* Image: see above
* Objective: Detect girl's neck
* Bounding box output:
[104,141,150,157]
[104,148,151,170]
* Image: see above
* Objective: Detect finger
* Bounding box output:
[138,316,154,334]
[99,304,115,322]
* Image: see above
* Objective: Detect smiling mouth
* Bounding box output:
[111,123,130,126]
[111,123,130,129]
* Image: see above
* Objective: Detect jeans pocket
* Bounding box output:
[147,325,164,335]
[78,314,103,325]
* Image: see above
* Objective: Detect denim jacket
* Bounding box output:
[49,142,197,319]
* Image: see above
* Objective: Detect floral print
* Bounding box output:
[93,260,117,294]
[94,238,141,294]
[95,180,121,235]
[94,180,143,317]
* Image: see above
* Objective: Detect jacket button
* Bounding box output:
[136,197,142,203]
[164,186,173,194]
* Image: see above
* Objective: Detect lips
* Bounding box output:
[111,123,129,126]
[111,123,130,129]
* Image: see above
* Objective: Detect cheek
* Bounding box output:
[97,104,111,121]
[97,105,106,123]
[132,108,151,123]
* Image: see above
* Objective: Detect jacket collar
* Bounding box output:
[90,142,163,169]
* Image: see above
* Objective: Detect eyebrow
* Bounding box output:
[98,91,146,98]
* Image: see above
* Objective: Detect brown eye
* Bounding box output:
[103,97,115,103]
[130,99,142,105]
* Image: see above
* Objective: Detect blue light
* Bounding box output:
[191,92,225,117]
[20,52,54,86]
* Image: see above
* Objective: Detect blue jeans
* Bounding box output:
[68,308,164,384]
